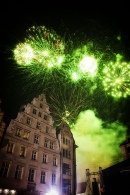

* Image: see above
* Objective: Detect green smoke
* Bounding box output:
[72,109,127,183]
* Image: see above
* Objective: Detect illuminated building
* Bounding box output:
[0,94,77,195]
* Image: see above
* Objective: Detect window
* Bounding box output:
[28,168,35,182]
[53,157,57,166]
[6,142,14,153]
[44,115,47,120]
[0,162,10,177]
[27,118,31,125]
[62,179,71,194]
[38,112,42,117]
[36,122,41,129]
[44,139,49,147]
[19,146,26,157]
[62,149,71,159]
[32,150,37,160]
[43,154,47,163]
[34,135,39,144]
[14,165,22,180]
[23,131,30,140]
[52,173,56,185]
[63,137,65,144]
[50,141,54,149]
[40,103,43,108]
[46,126,49,133]
[33,109,36,114]
[63,163,70,175]
[15,128,21,137]
[40,171,46,184]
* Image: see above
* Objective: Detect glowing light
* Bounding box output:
[69,44,99,82]
[102,54,130,98]
[46,190,58,195]
[14,43,34,65]
[13,25,65,70]
[79,56,98,77]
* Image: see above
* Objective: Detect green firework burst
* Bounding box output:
[102,54,130,99]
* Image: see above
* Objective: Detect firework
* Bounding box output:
[102,54,130,99]
[45,82,88,128]
[66,43,101,83]
[13,25,65,70]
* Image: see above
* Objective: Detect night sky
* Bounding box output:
[1,1,130,178]
[1,2,130,130]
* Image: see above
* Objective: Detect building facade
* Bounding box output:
[120,137,130,160]
[0,94,77,195]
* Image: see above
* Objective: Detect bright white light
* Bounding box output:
[46,189,58,195]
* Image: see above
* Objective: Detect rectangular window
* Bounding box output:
[44,139,49,148]
[68,151,71,159]
[63,149,65,157]
[23,131,30,140]
[15,128,21,137]
[34,135,39,144]
[28,168,35,182]
[62,179,71,194]
[46,126,49,133]
[53,157,57,166]
[44,115,47,120]
[50,141,54,149]
[36,122,41,129]
[38,112,42,117]
[33,109,36,114]
[63,137,65,144]
[63,163,70,175]
[40,103,43,108]
[40,171,46,184]
[6,142,14,153]
[14,165,22,180]
[27,118,31,125]
[19,146,26,157]
[52,173,56,185]
[43,154,47,163]
[32,150,37,160]
[0,162,10,177]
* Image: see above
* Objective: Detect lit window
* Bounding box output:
[19,146,26,157]
[34,135,39,144]
[28,168,35,182]
[40,171,46,184]
[43,154,47,163]
[14,165,22,180]
[52,173,56,185]
[32,150,37,160]
[23,131,30,140]
[0,162,10,177]
[6,142,14,153]
[15,128,21,137]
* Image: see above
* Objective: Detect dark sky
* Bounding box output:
[1,2,130,130]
